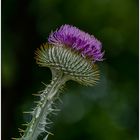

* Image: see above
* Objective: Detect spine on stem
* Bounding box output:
[13,71,66,140]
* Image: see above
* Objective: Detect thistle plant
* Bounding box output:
[13,24,104,140]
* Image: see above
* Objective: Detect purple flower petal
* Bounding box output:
[48,24,104,62]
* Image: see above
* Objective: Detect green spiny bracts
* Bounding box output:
[35,44,99,86]
[13,24,104,140]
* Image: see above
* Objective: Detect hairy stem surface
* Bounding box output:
[18,70,67,140]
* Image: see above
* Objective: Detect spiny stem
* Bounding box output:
[18,70,67,140]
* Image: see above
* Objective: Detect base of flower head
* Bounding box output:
[35,43,99,86]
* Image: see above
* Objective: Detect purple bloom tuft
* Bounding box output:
[48,24,104,62]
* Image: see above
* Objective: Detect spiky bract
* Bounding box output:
[35,44,99,86]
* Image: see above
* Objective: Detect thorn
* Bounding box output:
[48,108,54,111]
[43,129,54,136]
[45,126,50,129]
[46,118,51,122]
[34,101,41,104]
[58,97,63,104]
[46,131,54,136]
[23,111,33,114]
[43,134,49,140]
[11,137,19,140]
[38,127,54,135]
[32,93,40,97]
[31,107,36,111]
[19,133,23,137]
[46,122,53,127]
[46,121,53,125]
[21,123,29,126]
[41,81,48,86]
[38,127,45,132]
[48,108,60,112]
[39,120,53,126]
[18,128,25,133]
[39,122,46,125]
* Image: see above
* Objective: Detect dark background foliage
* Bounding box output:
[2,0,138,139]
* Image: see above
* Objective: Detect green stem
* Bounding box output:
[19,70,67,140]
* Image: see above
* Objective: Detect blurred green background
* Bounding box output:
[2,0,138,139]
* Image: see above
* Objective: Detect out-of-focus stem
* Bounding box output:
[19,71,67,140]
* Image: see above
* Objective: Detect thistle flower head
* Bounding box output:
[35,25,104,86]
[48,24,104,62]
